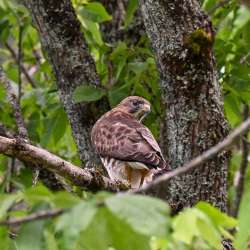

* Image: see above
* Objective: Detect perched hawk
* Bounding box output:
[91,96,169,188]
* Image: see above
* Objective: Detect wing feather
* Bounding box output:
[91,110,167,169]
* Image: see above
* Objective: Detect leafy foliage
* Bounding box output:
[0,0,250,249]
[0,186,240,250]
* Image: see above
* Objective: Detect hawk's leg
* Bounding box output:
[139,169,150,187]
[125,165,132,184]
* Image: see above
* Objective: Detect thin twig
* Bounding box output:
[0,66,29,140]
[5,42,36,88]
[230,105,250,217]
[0,135,127,191]
[208,0,231,15]
[0,208,64,226]
[17,25,24,102]
[134,117,250,194]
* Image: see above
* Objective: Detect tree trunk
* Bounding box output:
[23,0,106,166]
[139,0,229,212]
[101,0,145,44]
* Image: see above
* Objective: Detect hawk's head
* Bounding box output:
[116,96,151,122]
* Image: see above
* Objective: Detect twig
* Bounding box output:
[0,66,29,140]
[230,105,250,217]
[134,117,250,194]
[0,123,13,138]
[208,0,231,15]
[0,135,126,192]
[17,25,24,102]
[5,42,36,88]
[0,208,64,226]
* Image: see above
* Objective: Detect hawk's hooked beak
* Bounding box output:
[139,103,151,122]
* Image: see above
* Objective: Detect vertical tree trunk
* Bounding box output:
[23,0,106,166]
[139,0,229,212]
[101,0,145,44]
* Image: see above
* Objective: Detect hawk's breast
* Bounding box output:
[101,157,153,189]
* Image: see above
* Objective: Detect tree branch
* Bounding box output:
[0,66,29,140]
[138,0,229,212]
[230,105,250,217]
[135,117,250,194]
[0,136,126,192]
[5,42,36,88]
[0,208,64,226]
[23,0,108,165]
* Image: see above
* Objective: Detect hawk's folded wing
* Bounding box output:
[91,111,167,169]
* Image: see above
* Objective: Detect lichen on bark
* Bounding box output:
[23,0,107,166]
[139,0,229,212]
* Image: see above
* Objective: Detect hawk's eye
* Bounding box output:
[132,100,140,107]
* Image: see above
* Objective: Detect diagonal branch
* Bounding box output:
[230,105,250,217]
[0,66,29,140]
[23,0,107,165]
[0,135,126,192]
[135,117,250,194]
[5,42,36,88]
[0,208,64,226]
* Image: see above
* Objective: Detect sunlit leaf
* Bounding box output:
[81,207,151,250]
[124,0,138,28]
[80,2,112,23]
[234,189,250,250]
[105,194,170,237]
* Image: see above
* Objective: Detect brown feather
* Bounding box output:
[91,109,167,169]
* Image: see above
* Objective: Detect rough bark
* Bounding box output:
[23,0,107,166]
[101,0,145,44]
[139,0,229,212]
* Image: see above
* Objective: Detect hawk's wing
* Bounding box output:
[91,111,167,169]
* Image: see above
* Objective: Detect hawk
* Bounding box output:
[91,96,169,189]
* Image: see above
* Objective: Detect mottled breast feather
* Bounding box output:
[91,109,167,169]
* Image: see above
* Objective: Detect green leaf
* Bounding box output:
[105,194,170,236]
[44,230,59,250]
[230,6,250,40]
[0,194,18,219]
[52,107,68,144]
[0,227,11,249]
[202,0,217,11]
[196,217,221,249]
[51,191,81,209]
[172,207,221,248]
[196,202,237,228]
[83,19,103,45]
[81,207,150,250]
[40,106,68,147]
[172,208,200,245]
[234,189,250,250]
[224,93,241,126]
[16,219,45,250]
[56,201,97,249]
[24,185,54,206]
[108,83,131,107]
[80,2,112,23]
[128,61,148,75]
[56,201,96,233]
[73,85,106,103]
[124,0,138,28]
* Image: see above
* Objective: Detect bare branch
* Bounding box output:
[0,66,29,140]
[5,42,36,88]
[0,208,64,226]
[135,117,250,194]
[17,25,24,102]
[230,105,250,217]
[208,0,231,15]
[0,136,126,191]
